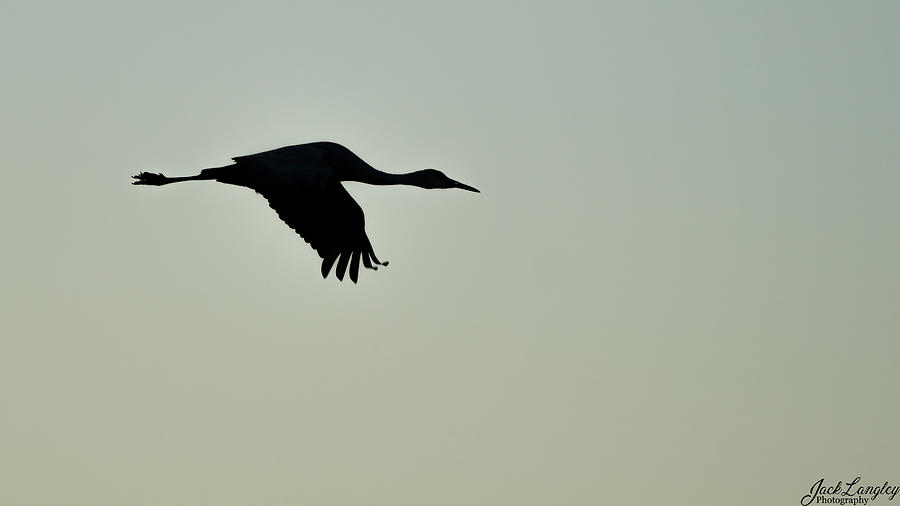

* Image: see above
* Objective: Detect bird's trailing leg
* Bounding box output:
[132,171,218,186]
[132,172,171,185]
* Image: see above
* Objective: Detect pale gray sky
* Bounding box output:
[2,1,899,505]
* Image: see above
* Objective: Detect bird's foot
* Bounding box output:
[132,172,169,185]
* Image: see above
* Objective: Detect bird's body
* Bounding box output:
[133,142,478,283]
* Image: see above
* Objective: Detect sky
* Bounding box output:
[1,1,899,505]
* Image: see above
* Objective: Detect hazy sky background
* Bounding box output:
[2,1,898,505]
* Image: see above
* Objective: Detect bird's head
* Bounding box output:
[412,169,480,192]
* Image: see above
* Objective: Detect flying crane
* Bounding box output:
[133,142,479,283]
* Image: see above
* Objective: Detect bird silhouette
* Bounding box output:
[133,141,479,283]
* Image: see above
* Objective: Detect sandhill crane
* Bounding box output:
[132,141,479,283]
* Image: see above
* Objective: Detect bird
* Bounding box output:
[132,141,479,283]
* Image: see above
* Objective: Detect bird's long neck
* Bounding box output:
[367,170,418,186]
[343,166,421,186]
[329,147,425,187]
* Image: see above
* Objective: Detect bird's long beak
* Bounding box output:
[451,179,480,193]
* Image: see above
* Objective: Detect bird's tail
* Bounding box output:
[200,164,242,185]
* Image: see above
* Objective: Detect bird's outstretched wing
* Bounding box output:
[254,181,387,283]
[216,143,385,282]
